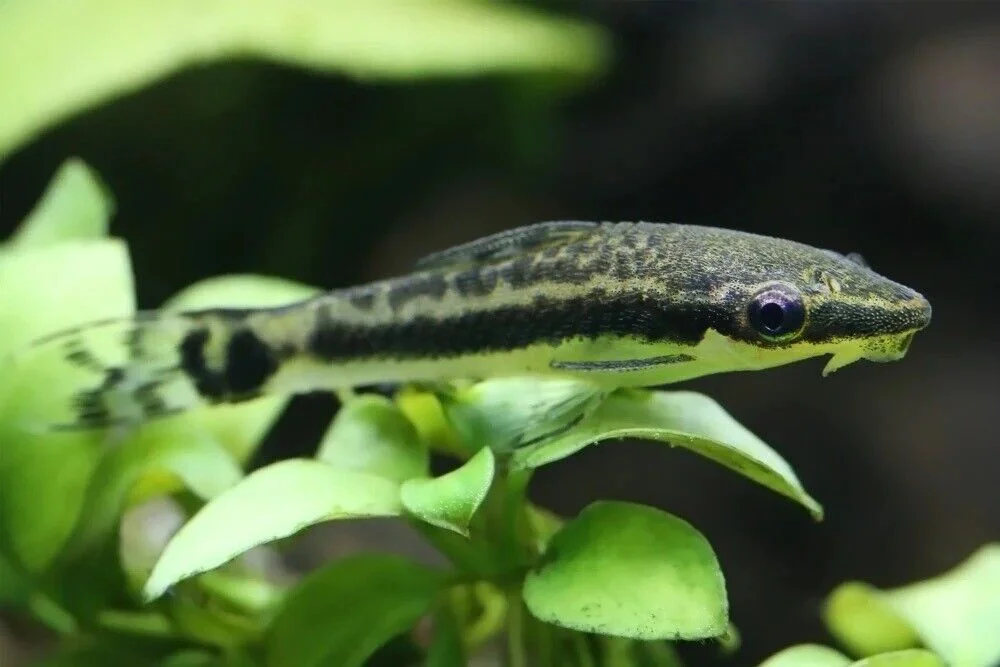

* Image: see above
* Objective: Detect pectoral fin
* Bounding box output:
[550,354,695,372]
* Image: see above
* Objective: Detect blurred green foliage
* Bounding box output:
[0,0,607,162]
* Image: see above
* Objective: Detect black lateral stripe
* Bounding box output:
[306,294,733,362]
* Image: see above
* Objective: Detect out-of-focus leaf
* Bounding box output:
[6,158,113,248]
[265,554,446,667]
[759,645,853,667]
[0,0,609,161]
[395,387,464,456]
[512,390,822,519]
[65,419,242,556]
[317,394,428,483]
[437,376,609,453]
[162,273,322,463]
[0,240,135,570]
[824,544,1000,667]
[161,274,319,311]
[143,459,402,600]
[400,446,494,536]
[823,583,921,657]
[523,501,728,640]
[853,650,946,667]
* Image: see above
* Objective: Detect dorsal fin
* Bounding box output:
[413,220,599,272]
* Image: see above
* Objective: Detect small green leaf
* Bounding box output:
[825,544,1000,667]
[401,447,494,536]
[266,554,446,667]
[395,387,464,456]
[66,419,242,555]
[523,500,728,640]
[852,650,946,667]
[143,459,402,600]
[823,583,921,657]
[0,0,607,161]
[759,645,852,667]
[6,158,112,248]
[437,377,609,453]
[512,390,822,519]
[317,394,428,483]
[0,239,135,570]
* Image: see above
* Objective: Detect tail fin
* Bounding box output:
[2,312,209,434]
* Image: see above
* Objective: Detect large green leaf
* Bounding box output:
[400,446,494,536]
[437,377,609,454]
[512,389,822,519]
[0,0,608,161]
[0,239,135,570]
[65,419,242,556]
[6,158,112,248]
[523,501,728,640]
[317,394,428,483]
[143,459,403,600]
[824,544,1000,667]
[265,554,446,667]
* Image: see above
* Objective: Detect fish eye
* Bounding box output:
[747,285,806,341]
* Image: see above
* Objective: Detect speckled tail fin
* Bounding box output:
[4,313,207,433]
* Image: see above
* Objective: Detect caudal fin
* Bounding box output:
[2,313,209,433]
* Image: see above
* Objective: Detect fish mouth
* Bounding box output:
[908,294,933,332]
[821,293,931,376]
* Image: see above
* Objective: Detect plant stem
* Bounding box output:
[506,589,528,667]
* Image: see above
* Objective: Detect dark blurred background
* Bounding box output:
[1,2,998,665]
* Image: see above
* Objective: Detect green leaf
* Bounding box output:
[759,645,853,667]
[162,273,322,463]
[822,583,921,657]
[0,0,608,161]
[143,459,403,600]
[400,447,494,536]
[437,377,609,453]
[265,554,446,667]
[512,389,823,519]
[852,650,947,667]
[162,274,320,311]
[65,419,242,556]
[6,159,113,248]
[317,394,428,483]
[0,239,135,570]
[523,500,728,640]
[824,544,1000,667]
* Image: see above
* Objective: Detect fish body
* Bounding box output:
[12,221,932,431]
